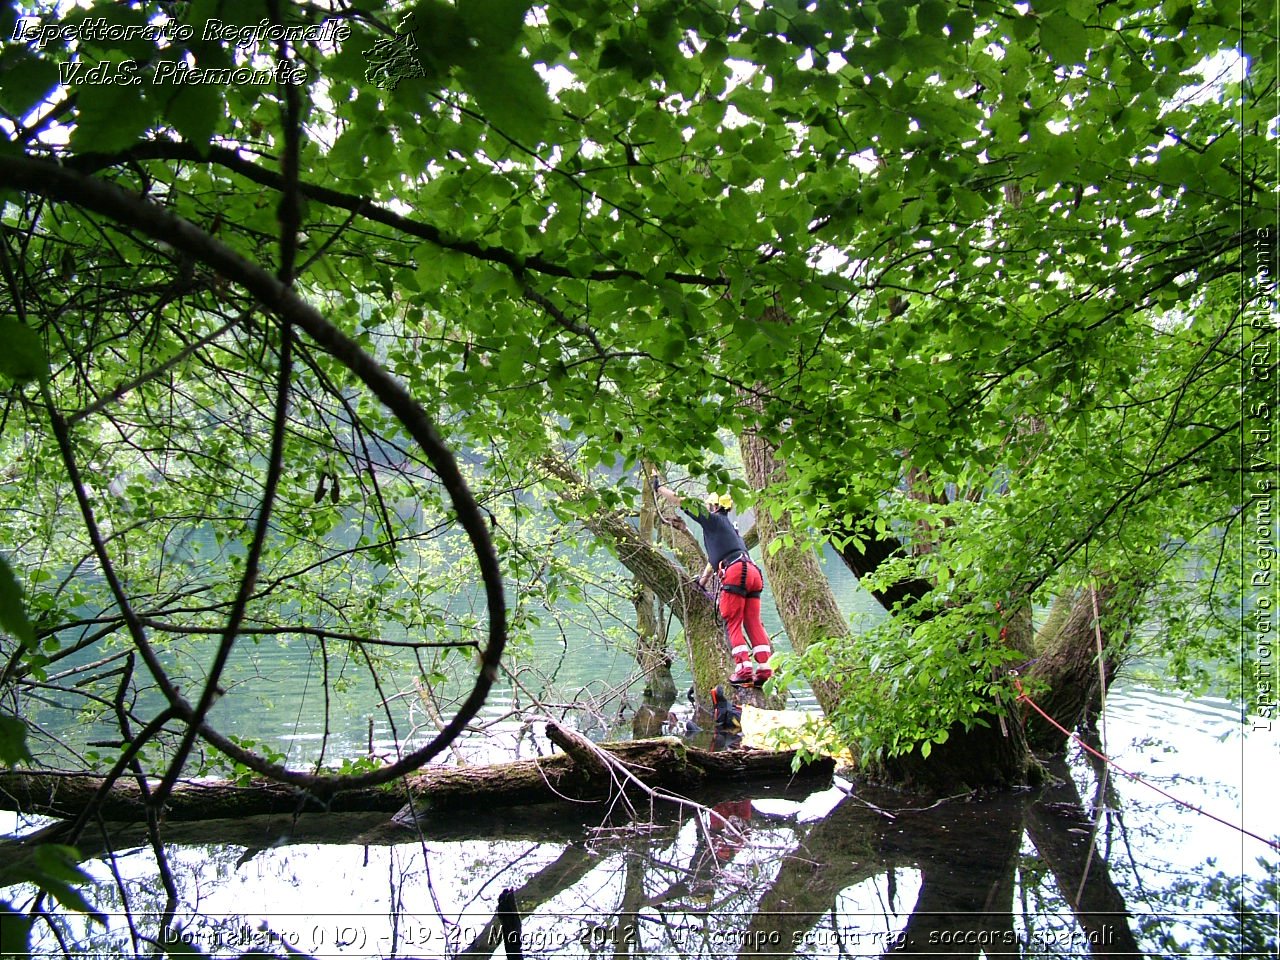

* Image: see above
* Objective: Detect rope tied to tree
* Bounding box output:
[1008,671,1279,853]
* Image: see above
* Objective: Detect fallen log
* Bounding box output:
[0,730,833,824]
[1,776,818,869]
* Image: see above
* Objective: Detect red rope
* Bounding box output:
[1010,673,1280,853]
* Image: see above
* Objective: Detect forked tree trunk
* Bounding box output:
[738,417,1034,791]
[541,456,733,699]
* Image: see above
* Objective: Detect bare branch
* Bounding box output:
[0,152,507,795]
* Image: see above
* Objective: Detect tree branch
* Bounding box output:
[0,152,507,794]
[67,142,729,289]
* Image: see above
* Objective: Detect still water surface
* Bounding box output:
[6,552,1278,957]
[6,683,1277,958]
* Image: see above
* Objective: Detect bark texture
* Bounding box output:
[872,714,1030,796]
[828,518,932,617]
[0,735,833,823]
[1023,583,1125,754]
[541,456,733,698]
[632,482,677,713]
[737,423,847,714]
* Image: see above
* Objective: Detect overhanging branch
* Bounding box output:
[0,152,506,794]
[67,142,729,289]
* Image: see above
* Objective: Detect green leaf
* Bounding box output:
[458,0,530,50]
[0,901,32,959]
[877,1,909,37]
[163,84,221,151]
[947,9,976,42]
[0,715,31,766]
[0,555,34,648]
[0,318,47,385]
[70,82,155,153]
[916,0,948,35]
[407,0,469,71]
[1039,13,1089,65]
[0,49,60,118]
[458,52,551,144]
[0,847,104,926]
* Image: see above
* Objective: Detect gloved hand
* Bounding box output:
[651,475,662,491]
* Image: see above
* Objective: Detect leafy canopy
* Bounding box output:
[0,0,1272,771]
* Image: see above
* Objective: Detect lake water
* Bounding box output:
[19,544,876,768]
[4,550,1277,957]
[4,682,1276,958]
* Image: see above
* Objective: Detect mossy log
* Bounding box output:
[0,733,833,824]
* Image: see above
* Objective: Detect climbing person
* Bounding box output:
[651,477,773,687]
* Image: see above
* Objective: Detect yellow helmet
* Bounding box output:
[705,493,734,512]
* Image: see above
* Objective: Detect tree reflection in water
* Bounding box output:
[6,765,1275,958]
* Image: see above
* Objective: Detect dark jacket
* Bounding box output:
[683,503,748,569]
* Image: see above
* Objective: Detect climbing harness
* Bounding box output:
[718,553,762,598]
[1009,670,1280,853]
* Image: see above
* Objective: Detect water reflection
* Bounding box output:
[6,774,1276,958]
[3,683,1278,958]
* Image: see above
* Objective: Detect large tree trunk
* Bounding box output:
[0,731,833,823]
[872,716,1031,796]
[631,483,678,737]
[739,420,1032,791]
[738,423,848,714]
[872,600,1034,794]
[827,511,933,617]
[1023,583,1127,754]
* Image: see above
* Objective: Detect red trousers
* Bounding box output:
[718,559,771,666]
